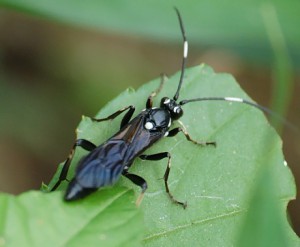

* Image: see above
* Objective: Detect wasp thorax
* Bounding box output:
[144,107,170,131]
[160,97,183,120]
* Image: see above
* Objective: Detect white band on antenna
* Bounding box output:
[183,41,188,58]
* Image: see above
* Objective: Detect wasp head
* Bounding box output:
[160,97,183,120]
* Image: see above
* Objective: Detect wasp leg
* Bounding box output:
[139,153,187,209]
[50,139,96,191]
[91,105,135,129]
[167,127,216,147]
[122,171,148,207]
[146,74,167,109]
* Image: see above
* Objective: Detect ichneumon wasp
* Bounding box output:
[50,8,275,209]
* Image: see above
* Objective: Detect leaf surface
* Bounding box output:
[0,188,143,247]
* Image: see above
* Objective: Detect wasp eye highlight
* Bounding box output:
[164,98,171,104]
[173,106,180,113]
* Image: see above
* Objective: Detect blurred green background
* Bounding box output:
[0,0,299,236]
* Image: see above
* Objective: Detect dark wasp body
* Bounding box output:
[51,8,269,208]
[51,81,215,208]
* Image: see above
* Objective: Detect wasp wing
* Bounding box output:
[73,111,164,189]
[75,140,128,188]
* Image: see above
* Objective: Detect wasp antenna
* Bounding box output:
[179,97,297,131]
[173,7,188,102]
[180,97,270,112]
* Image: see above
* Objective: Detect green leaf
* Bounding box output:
[236,164,298,247]
[0,188,143,247]
[0,0,299,63]
[48,64,297,246]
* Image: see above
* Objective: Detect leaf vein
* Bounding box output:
[143,208,245,242]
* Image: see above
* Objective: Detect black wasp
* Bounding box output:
[51,8,270,209]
